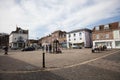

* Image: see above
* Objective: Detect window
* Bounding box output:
[104,25,109,29]
[17,36,24,42]
[115,41,120,47]
[63,34,66,37]
[105,34,109,38]
[79,32,82,36]
[69,39,71,41]
[95,26,99,30]
[74,33,76,37]
[69,34,71,37]
[19,29,23,34]
[96,34,99,39]
[113,30,120,39]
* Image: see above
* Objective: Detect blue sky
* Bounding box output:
[0,0,120,39]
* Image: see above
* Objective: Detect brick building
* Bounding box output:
[0,33,9,48]
[28,39,38,48]
[92,22,120,48]
[38,30,66,48]
[51,30,66,47]
[38,35,52,47]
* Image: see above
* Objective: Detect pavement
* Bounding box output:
[0,48,120,80]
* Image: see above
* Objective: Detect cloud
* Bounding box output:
[0,0,120,39]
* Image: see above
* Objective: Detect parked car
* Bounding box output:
[72,45,82,49]
[21,47,35,51]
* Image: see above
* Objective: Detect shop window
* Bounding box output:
[115,41,120,47]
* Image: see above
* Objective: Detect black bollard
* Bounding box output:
[42,52,45,68]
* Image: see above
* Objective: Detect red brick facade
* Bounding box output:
[92,22,120,41]
[38,30,66,46]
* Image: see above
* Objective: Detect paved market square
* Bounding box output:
[0,48,120,80]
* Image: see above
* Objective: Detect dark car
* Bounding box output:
[21,47,35,51]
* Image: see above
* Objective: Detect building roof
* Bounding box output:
[0,33,9,36]
[92,21,119,32]
[67,28,92,34]
[10,27,28,34]
[52,30,66,34]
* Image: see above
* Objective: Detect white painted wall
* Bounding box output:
[66,30,91,48]
[9,33,28,48]
[9,33,28,43]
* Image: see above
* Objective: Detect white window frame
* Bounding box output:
[105,34,109,38]
[79,32,82,36]
[96,34,99,39]
[95,26,99,30]
[104,25,109,29]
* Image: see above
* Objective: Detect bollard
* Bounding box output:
[42,52,45,68]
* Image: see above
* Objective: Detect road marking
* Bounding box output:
[0,50,120,73]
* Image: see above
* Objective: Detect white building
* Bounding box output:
[113,30,120,48]
[9,27,28,49]
[66,28,92,48]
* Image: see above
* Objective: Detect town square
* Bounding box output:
[0,0,120,80]
[0,48,120,80]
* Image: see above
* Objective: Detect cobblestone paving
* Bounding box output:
[0,49,120,80]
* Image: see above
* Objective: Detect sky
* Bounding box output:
[0,0,120,39]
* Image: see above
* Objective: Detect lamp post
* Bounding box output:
[42,52,45,68]
[42,46,45,68]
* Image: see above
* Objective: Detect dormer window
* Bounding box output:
[19,29,23,34]
[95,26,99,30]
[104,25,109,29]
